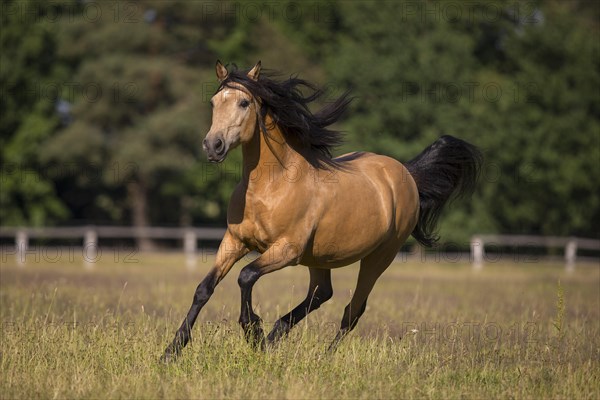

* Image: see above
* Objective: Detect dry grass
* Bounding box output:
[1,252,599,399]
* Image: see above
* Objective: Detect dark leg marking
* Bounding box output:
[266,268,333,345]
[238,265,264,348]
[162,270,218,362]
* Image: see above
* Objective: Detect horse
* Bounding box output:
[162,61,483,361]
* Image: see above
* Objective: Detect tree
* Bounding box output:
[480,0,600,237]
[0,0,68,226]
[40,1,252,247]
[286,0,600,242]
[3,0,598,245]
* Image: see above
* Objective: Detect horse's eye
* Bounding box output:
[239,99,250,108]
[209,100,214,108]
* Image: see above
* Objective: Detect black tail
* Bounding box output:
[406,135,483,247]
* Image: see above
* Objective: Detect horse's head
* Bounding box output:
[203,60,261,163]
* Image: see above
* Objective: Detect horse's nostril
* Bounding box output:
[215,139,224,151]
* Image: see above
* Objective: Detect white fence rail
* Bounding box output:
[1,227,598,272]
[0,226,226,270]
[470,235,600,271]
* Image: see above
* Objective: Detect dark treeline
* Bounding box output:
[1,0,599,243]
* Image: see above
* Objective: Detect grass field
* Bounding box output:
[1,251,598,399]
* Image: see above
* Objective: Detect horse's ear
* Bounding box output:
[247,61,261,81]
[216,60,228,82]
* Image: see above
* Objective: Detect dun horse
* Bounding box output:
[162,61,482,361]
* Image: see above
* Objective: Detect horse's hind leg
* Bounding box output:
[265,268,333,345]
[328,242,400,351]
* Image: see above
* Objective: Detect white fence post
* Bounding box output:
[565,239,577,272]
[3,228,596,270]
[184,229,197,270]
[471,236,484,270]
[83,228,98,270]
[16,230,28,266]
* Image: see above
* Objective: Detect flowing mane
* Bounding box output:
[217,66,353,169]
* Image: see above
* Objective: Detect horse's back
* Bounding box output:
[338,152,420,235]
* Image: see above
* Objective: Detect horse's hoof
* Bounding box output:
[259,338,268,352]
[243,322,265,350]
[246,335,264,350]
[159,354,172,364]
[160,349,178,364]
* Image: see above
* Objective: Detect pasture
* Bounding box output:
[1,252,598,399]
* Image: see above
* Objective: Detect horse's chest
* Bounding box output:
[228,199,278,253]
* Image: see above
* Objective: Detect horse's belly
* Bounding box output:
[301,214,388,267]
[299,191,392,267]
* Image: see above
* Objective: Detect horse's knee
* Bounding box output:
[238,266,260,289]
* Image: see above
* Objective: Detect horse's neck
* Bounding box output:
[241,117,307,186]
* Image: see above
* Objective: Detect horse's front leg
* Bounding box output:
[162,231,248,362]
[237,241,300,348]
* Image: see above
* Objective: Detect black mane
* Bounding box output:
[217,66,353,169]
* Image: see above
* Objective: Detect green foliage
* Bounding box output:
[315,0,600,242]
[2,0,598,242]
[1,0,69,226]
[477,1,600,238]
[39,1,246,226]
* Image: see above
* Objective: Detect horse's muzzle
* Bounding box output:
[203,135,228,163]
